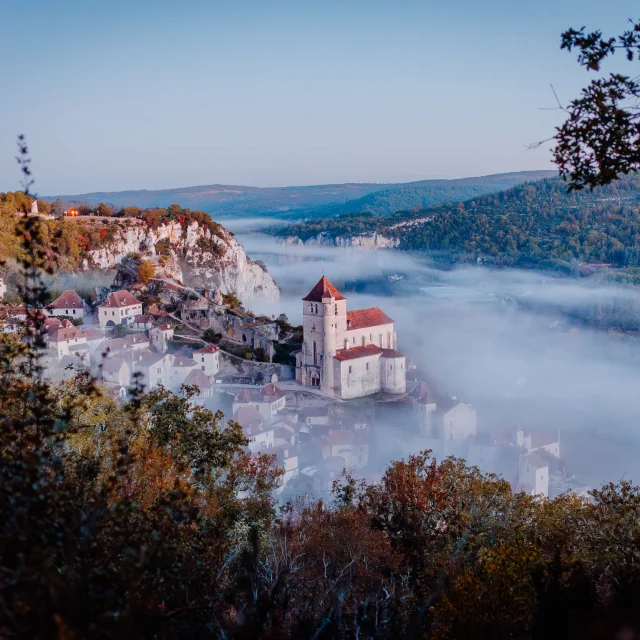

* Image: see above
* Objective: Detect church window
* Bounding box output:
[313,341,317,365]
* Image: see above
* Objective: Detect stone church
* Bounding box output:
[295,276,406,399]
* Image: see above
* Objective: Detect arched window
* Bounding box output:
[313,341,317,365]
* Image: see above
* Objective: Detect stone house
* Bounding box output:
[101,357,131,388]
[150,325,174,353]
[193,344,220,376]
[46,290,85,320]
[98,291,143,330]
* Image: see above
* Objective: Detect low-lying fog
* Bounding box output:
[226,217,640,488]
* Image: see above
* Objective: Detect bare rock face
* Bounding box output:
[85,219,279,308]
[280,232,399,249]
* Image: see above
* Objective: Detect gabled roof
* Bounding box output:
[184,368,214,389]
[99,290,141,309]
[48,290,83,310]
[346,308,393,331]
[102,357,128,374]
[173,355,196,367]
[103,338,127,353]
[47,326,84,343]
[124,333,150,346]
[530,430,558,449]
[80,328,103,341]
[334,344,382,361]
[522,453,549,470]
[302,276,345,302]
[381,348,405,358]
[194,344,218,354]
[134,314,154,324]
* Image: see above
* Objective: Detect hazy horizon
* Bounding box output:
[40,168,557,199]
[1,0,636,194]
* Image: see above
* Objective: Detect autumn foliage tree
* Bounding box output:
[137,259,156,283]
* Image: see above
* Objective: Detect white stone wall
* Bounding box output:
[380,355,406,394]
[48,307,85,319]
[519,456,549,497]
[443,403,477,456]
[343,323,395,350]
[335,354,381,399]
[98,303,143,329]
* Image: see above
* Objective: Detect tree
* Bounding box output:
[137,259,156,284]
[203,328,222,343]
[36,199,51,216]
[50,199,64,218]
[96,202,114,217]
[222,290,244,310]
[554,19,640,190]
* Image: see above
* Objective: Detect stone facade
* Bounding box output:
[295,277,406,399]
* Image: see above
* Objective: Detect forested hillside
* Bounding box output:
[297,170,556,219]
[43,171,554,220]
[278,175,640,271]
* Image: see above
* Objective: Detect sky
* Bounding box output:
[1,0,637,194]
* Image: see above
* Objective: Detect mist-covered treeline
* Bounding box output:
[276,174,640,277]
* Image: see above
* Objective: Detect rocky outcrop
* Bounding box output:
[84,219,279,307]
[280,232,399,249]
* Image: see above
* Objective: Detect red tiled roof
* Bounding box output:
[80,327,102,339]
[262,383,285,400]
[48,290,83,310]
[124,333,149,345]
[194,344,218,354]
[334,344,382,361]
[522,453,549,470]
[302,276,345,302]
[530,430,558,450]
[47,326,84,343]
[134,314,153,324]
[99,290,141,309]
[328,430,354,445]
[381,348,405,358]
[346,307,393,330]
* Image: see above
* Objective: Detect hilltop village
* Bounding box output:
[0,266,583,501]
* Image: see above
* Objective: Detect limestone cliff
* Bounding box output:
[84,219,279,307]
[280,232,399,249]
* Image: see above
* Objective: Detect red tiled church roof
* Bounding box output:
[346,307,393,330]
[334,344,382,361]
[381,348,405,358]
[302,276,345,302]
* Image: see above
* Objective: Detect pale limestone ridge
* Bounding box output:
[84,219,279,307]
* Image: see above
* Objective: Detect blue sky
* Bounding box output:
[1,0,637,194]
